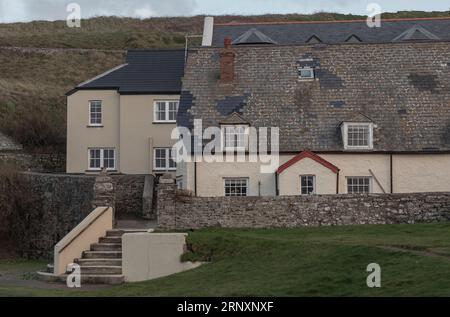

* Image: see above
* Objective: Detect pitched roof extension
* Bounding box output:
[212,17,450,46]
[70,49,186,95]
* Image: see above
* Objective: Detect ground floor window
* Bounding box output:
[301,175,316,195]
[154,148,177,171]
[224,178,249,197]
[347,177,371,194]
[88,148,115,171]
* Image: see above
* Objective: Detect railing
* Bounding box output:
[54,206,113,276]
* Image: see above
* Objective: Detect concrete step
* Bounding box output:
[90,243,122,251]
[75,258,122,266]
[99,236,122,244]
[73,266,122,275]
[59,274,125,285]
[82,251,122,259]
[106,229,148,237]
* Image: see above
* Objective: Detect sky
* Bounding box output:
[0,0,449,23]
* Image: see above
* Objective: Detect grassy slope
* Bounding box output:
[1,11,450,151]
[1,223,450,297]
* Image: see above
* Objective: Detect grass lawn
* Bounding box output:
[1,223,450,297]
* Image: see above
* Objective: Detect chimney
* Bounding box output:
[201,16,214,47]
[220,37,235,82]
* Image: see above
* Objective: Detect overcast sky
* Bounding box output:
[0,0,449,23]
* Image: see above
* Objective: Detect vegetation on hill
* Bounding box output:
[0,11,449,152]
[1,224,450,296]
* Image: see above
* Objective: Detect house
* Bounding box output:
[176,17,450,197]
[66,49,185,175]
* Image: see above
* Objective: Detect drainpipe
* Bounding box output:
[194,161,198,197]
[275,172,279,196]
[390,154,394,194]
[336,170,340,194]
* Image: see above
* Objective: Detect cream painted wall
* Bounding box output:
[119,95,178,174]
[67,90,120,174]
[67,91,179,174]
[393,154,450,193]
[181,153,450,197]
[278,157,337,195]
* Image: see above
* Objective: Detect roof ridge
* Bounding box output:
[215,16,450,27]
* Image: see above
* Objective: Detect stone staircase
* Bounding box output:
[62,229,147,285]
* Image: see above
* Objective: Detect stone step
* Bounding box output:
[75,258,122,266]
[60,274,125,285]
[90,243,122,251]
[82,251,122,259]
[72,266,122,275]
[99,236,122,244]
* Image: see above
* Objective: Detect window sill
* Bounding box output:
[85,169,118,173]
[152,121,177,125]
[87,125,104,128]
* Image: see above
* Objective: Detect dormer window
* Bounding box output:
[299,67,315,80]
[222,125,248,151]
[342,122,373,150]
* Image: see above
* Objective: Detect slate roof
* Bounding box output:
[212,17,450,46]
[0,132,22,151]
[71,49,186,94]
[178,42,450,153]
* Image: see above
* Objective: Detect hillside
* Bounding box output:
[0,11,449,152]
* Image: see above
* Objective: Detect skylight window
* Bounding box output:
[299,67,315,80]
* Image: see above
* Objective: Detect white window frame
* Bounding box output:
[298,66,315,80]
[153,148,177,171]
[300,175,316,195]
[221,125,249,151]
[342,122,374,150]
[153,101,179,123]
[88,148,115,171]
[224,178,249,197]
[347,176,372,194]
[89,100,103,126]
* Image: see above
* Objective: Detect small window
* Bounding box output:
[89,101,102,126]
[224,178,248,197]
[88,148,115,171]
[222,125,248,150]
[343,123,373,150]
[347,177,371,194]
[154,101,179,123]
[299,67,315,79]
[301,175,316,195]
[154,148,177,171]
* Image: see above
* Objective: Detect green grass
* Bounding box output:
[1,223,450,297]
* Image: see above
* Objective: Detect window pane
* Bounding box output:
[348,125,370,147]
[156,102,166,121]
[155,148,167,169]
[301,176,315,195]
[169,148,177,169]
[168,102,178,121]
[89,149,101,169]
[103,149,115,169]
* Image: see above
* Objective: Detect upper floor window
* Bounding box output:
[89,101,102,126]
[342,123,373,150]
[298,67,315,80]
[88,148,115,171]
[154,101,179,123]
[301,175,316,195]
[222,125,248,151]
[154,148,177,171]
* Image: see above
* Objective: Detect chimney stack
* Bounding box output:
[202,17,214,47]
[220,37,235,82]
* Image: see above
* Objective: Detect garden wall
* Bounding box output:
[5,172,147,259]
[157,178,450,229]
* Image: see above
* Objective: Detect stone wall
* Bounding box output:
[157,179,450,229]
[113,175,146,219]
[0,152,65,172]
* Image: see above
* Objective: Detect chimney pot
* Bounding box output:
[224,37,232,48]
